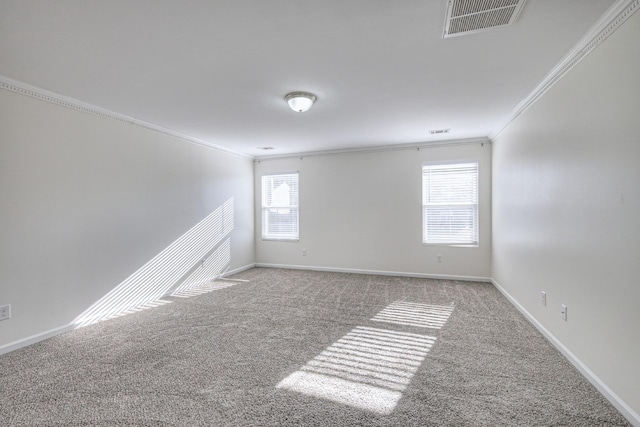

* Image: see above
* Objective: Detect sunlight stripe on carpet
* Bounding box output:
[371,301,454,329]
[171,281,237,298]
[276,326,436,415]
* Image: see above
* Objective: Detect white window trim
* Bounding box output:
[261,172,299,242]
[422,161,479,247]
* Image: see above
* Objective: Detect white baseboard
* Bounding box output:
[0,323,75,356]
[255,263,491,283]
[222,263,256,277]
[0,263,257,356]
[491,278,640,427]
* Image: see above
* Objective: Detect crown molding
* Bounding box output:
[489,0,640,140]
[0,75,252,159]
[254,137,490,161]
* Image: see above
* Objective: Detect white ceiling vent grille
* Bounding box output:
[429,128,450,135]
[443,0,527,38]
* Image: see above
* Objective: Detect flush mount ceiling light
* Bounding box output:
[285,91,317,113]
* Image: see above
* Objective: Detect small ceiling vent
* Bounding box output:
[429,128,450,135]
[443,0,527,38]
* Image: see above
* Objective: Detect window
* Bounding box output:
[422,162,478,246]
[262,173,299,240]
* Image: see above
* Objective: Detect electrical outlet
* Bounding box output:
[541,291,546,306]
[302,248,307,256]
[0,304,10,321]
[560,304,567,321]
[436,254,442,263]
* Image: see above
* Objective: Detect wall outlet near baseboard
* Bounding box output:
[436,254,442,263]
[541,291,546,306]
[0,304,10,321]
[302,248,307,256]
[561,304,567,321]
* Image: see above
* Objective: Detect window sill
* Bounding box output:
[422,243,479,248]
[262,238,300,242]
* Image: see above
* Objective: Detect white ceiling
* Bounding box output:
[0,0,616,157]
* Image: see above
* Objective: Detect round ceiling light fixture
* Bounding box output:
[285,91,317,113]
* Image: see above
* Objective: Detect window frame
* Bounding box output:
[261,172,300,242]
[422,161,479,247]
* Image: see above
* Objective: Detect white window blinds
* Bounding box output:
[262,173,299,240]
[422,162,478,246]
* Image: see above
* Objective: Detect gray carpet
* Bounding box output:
[0,268,629,426]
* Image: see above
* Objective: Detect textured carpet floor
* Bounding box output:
[0,268,629,426]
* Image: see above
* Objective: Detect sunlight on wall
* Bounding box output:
[73,198,234,327]
[169,239,231,297]
[371,301,454,329]
[277,326,436,415]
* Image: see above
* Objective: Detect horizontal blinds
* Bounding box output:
[422,163,478,245]
[262,173,299,239]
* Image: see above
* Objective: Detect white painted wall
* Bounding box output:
[0,89,255,349]
[255,142,491,280]
[492,10,640,421]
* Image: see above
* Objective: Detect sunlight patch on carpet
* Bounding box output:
[371,301,454,329]
[171,281,238,298]
[277,326,436,415]
[91,299,173,323]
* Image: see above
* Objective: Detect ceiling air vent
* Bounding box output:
[430,128,450,135]
[443,0,527,38]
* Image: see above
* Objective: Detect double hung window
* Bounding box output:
[261,173,299,240]
[422,162,478,246]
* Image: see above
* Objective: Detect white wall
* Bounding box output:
[255,142,491,280]
[492,10,640,421]
[0,88,255,349]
